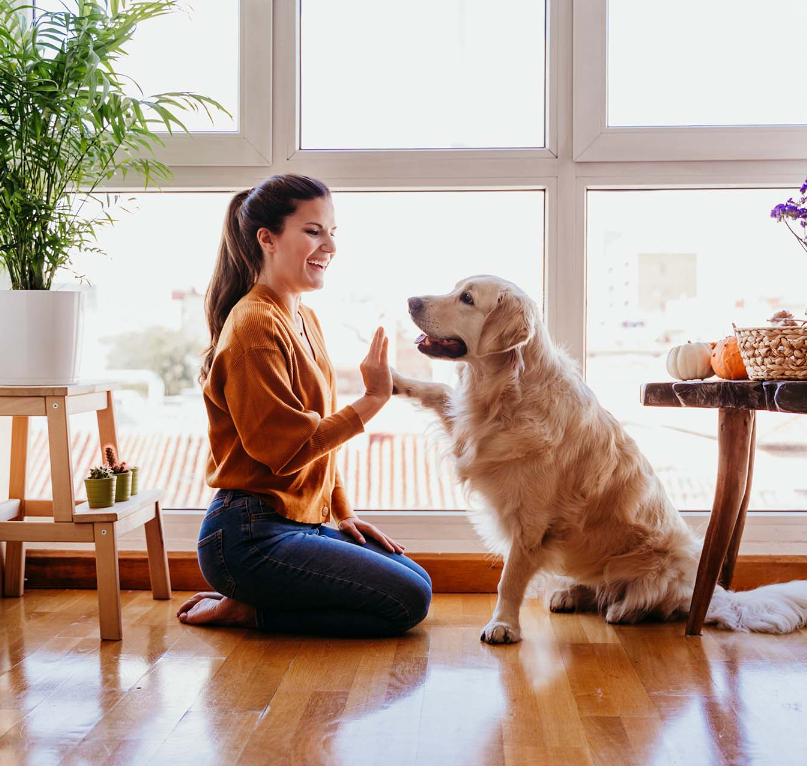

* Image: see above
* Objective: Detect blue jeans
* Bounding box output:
[197,489,432,638]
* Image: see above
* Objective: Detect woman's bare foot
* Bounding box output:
[177,591,257,628]
[176,591,223,617]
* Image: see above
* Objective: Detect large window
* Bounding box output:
[8,1,807,552]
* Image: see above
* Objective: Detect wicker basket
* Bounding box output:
[734,322,807,380]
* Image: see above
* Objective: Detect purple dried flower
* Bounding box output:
[772,176,807,256]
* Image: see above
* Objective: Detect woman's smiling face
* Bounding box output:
[258,196,337,294]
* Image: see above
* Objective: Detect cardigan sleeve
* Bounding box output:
[224,346,364,476]
[331,467,356,522]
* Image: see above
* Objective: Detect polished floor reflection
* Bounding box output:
[1,590,806,765]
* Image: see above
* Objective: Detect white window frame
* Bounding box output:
[573,0,807,163]
[8,0,807,553]
[140,0,272,167]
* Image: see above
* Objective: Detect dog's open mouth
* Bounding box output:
[414,333,468,358]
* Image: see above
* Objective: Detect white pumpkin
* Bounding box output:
[666,342,714,381]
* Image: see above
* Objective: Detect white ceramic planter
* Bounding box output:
[0,290,86,385]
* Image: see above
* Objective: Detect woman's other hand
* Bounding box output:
[338,517,406,554]
[360,326,392,400]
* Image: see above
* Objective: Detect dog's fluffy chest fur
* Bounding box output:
[444,355,681,570]
[445,371,577,556]
[448,361,582,500]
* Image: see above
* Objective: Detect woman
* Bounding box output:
[177,174,432,637]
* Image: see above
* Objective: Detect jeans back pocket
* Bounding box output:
[197,528,237,598]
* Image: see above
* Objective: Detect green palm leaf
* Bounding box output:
[0,0,227,290]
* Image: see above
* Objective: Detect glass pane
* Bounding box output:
[306,191,544,509]
[587,189,807,510]
[300,0,546,149]
[44,191,543,510]
[608,0,807,128]
[34,0,238,132]
[45,193,233,510]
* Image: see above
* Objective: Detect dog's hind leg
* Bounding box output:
[548,584,597,614]
[481,541,540,644]
[391,370,454,431]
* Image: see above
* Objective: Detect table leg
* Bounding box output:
[145,500,172,600]
[719,416,756,589]
[46,396,75,523]
[95,521,122,641]
[4,417,29,597]
[686,408,755,636]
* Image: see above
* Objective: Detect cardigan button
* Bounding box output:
[322,506,329,518]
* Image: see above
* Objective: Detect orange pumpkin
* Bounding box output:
[710,336,748,380]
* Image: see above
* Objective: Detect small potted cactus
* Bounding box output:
[104,444,132,502]
[84,465,117,509]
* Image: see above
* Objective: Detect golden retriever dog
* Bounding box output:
[392,275,807,644]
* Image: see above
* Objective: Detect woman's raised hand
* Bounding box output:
[351,327,392,425]
[360,326,392,401]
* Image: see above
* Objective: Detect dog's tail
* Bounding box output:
[706,581,807,633]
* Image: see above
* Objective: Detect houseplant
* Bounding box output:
[84,464,116,509]
[0,0,226,384]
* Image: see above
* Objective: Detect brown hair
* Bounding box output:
[199,174,331,383]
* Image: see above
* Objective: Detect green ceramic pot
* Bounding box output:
[114,470,132,502]
[130,466,139,495]
[85,476,116,509]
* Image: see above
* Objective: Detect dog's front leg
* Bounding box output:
[481,542,538,644]
[391,369,453,432]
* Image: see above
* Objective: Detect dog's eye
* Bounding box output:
[460,292,474,305]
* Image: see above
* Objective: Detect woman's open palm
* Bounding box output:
[360,326,392,400]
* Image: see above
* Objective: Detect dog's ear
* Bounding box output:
[477,291,536,356]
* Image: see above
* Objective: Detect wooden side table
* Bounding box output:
[641,379,806,636]
[0,383,171,640]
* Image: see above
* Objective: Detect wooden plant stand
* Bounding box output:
[0,383,171,640]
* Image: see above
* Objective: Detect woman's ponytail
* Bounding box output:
[200,190,258,383]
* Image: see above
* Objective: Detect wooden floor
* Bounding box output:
[2,592,807,766]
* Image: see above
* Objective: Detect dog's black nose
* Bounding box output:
[408,297,424,315]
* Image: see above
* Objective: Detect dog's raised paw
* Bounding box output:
[480,620,521,644]
[389,368,404,396]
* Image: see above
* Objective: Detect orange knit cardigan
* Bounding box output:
[203,284,364,523]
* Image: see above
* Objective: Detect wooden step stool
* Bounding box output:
[0,383,171,640]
